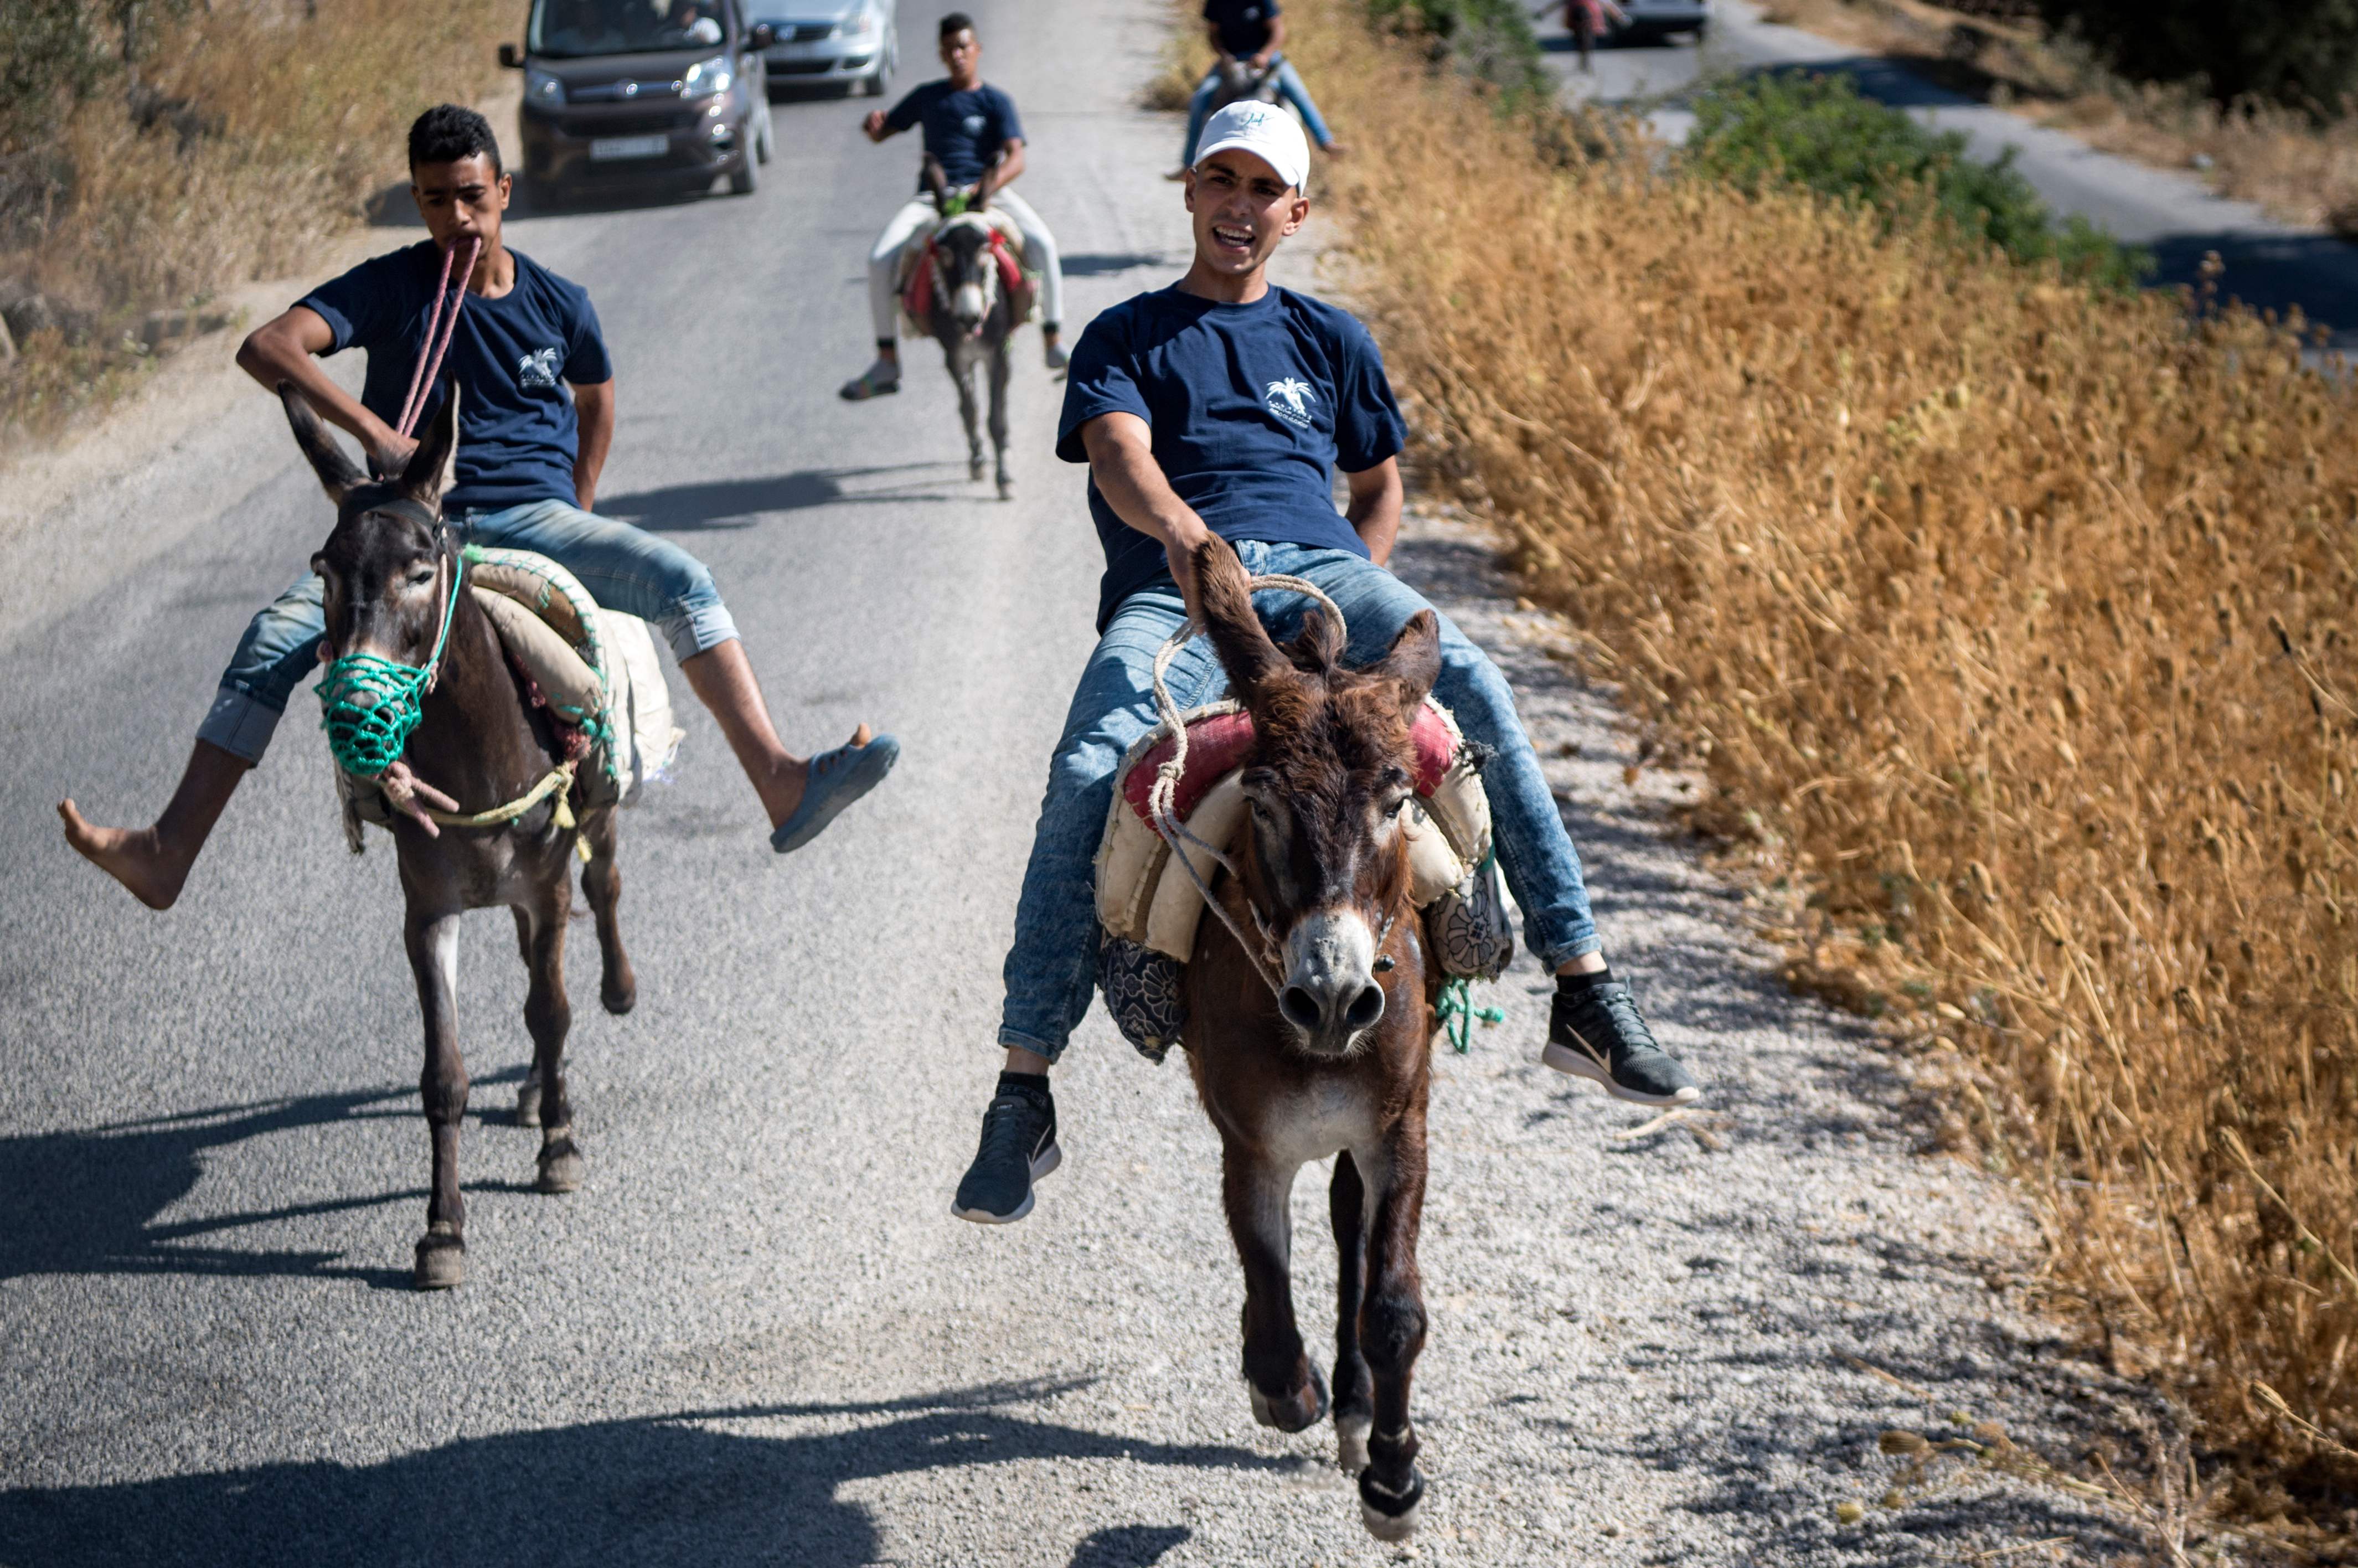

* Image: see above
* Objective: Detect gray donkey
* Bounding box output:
[905,156,1031,500]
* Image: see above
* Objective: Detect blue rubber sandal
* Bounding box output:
[770,734,900,854]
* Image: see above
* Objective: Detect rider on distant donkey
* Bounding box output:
[839,12,1069,401]
[60,105,899,908]
[1170,0,1348,178]
[953,102,1700,1225]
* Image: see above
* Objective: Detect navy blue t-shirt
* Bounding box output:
[883,80,1023,189]
[297,241,612,514]
[1058,285,1407,631]
[1205,0,1279,56]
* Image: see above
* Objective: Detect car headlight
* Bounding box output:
[525,67,565,106]
[842,12,879,40]
[682,54,733,98]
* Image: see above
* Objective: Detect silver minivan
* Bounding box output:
[757,0,898,97]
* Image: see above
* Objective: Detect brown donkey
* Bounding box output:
[1181,540,1442,1542]
[283,382,633,1290]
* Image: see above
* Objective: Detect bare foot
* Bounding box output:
[58,800,191,910]
[755,723,875,831]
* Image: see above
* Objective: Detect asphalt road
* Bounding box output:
[1546,0,2358,347]
[3,3,2170,1564]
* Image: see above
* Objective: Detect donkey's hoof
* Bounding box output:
[1248,1362,1330,1434]
[968,457,988,482]
[515,1072,543,1128]
[1335,1410,1373,1474]
[995,477,1013,502]
[1358,1467,1426,1542]
[413,1227,465,1290]
[601,975,636,1016]
[536,1136,586,1194]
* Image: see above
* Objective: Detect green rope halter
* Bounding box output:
[1436,976,1507,1055]
[318,551,459,778]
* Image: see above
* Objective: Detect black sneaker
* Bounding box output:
[951,1080,1061,1225]
[1542,981,1700,1106]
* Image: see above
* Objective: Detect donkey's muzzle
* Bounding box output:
[1279,911,1386,1049]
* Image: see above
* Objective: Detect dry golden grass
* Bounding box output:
[1758,0,2358,234]
[1,0,512,437]
[1284,0,2358,1534]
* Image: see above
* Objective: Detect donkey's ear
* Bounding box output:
[1279,605,1345,675]
[278,381,364,503]
[1370,609,1442,722]
[1194,538,1286,698]
[400,379,460,510]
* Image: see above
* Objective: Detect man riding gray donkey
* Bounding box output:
[838,12,1069,401]
[953,101,1701,1226]
[59,105,899,909]
[1169,0,1348,179]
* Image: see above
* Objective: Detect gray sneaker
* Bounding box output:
[951,1082,1061,1224]
[1542,981,1700,1106]
[839,358,901,401]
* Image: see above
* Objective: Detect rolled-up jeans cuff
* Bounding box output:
[1535,931,1604,972]
[668,603,738,664]
[995,1025,1067,1065]
[196,685,287,764]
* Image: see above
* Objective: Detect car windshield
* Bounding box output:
[528,0,726,58]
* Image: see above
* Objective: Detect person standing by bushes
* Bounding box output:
[1534,0,1627,74]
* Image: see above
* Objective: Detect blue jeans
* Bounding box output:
[999,541,1602,1061]
[1181,57,1336,164]
[197,498,737,762]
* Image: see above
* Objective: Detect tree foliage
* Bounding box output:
[2039,0,2358,111]
[1685,71,2151,291]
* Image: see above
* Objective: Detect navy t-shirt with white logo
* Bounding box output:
[883,80,1024,189]
[1205,0,1279,56]
[297,241,612,514]
[1057,284,1407,631]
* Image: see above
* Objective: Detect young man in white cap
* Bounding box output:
[952,102,1701,1224]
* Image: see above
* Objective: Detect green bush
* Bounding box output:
[1684,71,2152,292]
[2039,0,2358,113]
[1362,0,1550,100]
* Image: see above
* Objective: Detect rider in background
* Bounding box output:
[952,102,1698,1227]
[839,12,1068,401]
[1170,1,1346,176]
[59,105,898,909]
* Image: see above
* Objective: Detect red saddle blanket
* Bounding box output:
[1118,704,1460,824]
[902,220,1030,323]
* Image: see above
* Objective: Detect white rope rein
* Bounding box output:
[1146,574,1348,998]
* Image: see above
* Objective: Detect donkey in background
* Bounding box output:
[1181,540,1443,1541]
[908,154,1031,501]
[285,381,633,1290]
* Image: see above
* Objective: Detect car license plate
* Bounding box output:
[590,135,669,162]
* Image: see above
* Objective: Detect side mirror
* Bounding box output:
[498,42,524,69]
[747,22,775,49]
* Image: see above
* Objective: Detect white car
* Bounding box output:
[1611,0,1709,44]
[760,0,897,96]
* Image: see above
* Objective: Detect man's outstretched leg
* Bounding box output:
[59,741,251,910]
[679,640,893,852]
[954,586,1217,1224]
[986,188,1068,373]
[473,499,897,854]
[60,572,324,909]
[1283,544,1699,1107]
[842,198,935,401]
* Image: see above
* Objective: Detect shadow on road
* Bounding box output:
[1059,251,1172,277]
[0,1072,527,1286]
[0,1380,1239,1567]
[600,465,974,529]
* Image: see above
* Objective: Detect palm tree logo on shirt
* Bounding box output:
[1265,376,1316,430]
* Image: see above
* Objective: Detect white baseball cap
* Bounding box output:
[1192,101,1310,194]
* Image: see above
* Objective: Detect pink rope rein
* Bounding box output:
[394,236,480,441]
